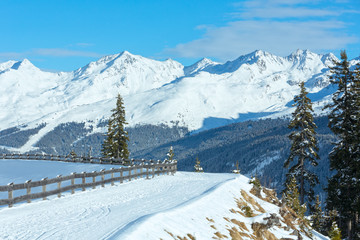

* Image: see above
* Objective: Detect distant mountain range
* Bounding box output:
[0,49,359,154]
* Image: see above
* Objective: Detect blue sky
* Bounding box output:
[1,0,359,71]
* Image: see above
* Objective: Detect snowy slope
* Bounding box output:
[0,49,356,152]
[0,162,327,240]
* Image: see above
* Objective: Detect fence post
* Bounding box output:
[26,180,32,203]
[162,160,166,175]
[120,167,123,184]
[42,177,47,200]
[162,160,167,175]
[152,162,155,178]
[8,182,14,208]
[101,169,105,187]
[157,160,161,176]
[92,171,96,189]
[140,163,143,178]
[57,175,62,198]
[128,167,132,181]
[82,172,86,191]
[146,163,149,179]
[167,161,170,175]
[110,168,114,186]
[71,172,75,194]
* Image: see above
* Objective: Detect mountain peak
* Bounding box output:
[0,60,17,71]
[11,59,38,71]
[184,57,219,75]
[120,50,132,56]
[288,49,317,58]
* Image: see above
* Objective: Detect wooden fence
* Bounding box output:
[0,160,177,208]
[0,153,146,165]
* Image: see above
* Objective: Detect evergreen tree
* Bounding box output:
[325,51,360,239]
[283,175,306,219]
[194,156,203,172]
[102,120,114,157]
[102,94,129,160]
[284,81,319,205]
[311,195,325,233]
[166,146,174,161]
[69,150,77,159]
[329,220,342,240]
[232,161,240,174]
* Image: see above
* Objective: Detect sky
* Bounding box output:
[0,0,359,71]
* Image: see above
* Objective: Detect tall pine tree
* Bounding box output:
[102,94,129,160]
[325,50,360,240]
[284,81,319,206]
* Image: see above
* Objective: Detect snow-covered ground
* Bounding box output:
[0,160,327,240]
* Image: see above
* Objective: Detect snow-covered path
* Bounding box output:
[0,172,235,240]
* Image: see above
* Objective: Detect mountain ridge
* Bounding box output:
[0,49,359,153]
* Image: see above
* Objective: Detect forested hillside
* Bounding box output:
[133,116,335,199]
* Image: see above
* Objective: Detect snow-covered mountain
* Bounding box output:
[0,49,356,153]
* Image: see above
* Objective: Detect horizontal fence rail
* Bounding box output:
[0,160,177,208]
[0,153,155,165]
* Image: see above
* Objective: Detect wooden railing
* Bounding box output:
[0,160,177,208]
[0,153,150,165]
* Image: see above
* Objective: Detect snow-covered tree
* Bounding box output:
[329,220,342,240]
[102,94,129,160]
[284,81,319,205]
[325,51,360,240]
[194,156,203,172]
[69,150,77,159]
[166,146,174,161]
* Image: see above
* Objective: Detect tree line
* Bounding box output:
[284,51,360,240]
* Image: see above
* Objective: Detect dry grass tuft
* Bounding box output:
[262,188,281,206]
[230,219,249,231]
[186,233,196,240]
[164,230,197,240]
[213,231,229,239]
[250,187,261,198]
[241,190,266,213]
[251,222,279,240]
[227,227,244,240]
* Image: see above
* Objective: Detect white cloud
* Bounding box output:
[163,0,359,61]
[234,7,340,19]
[33,48,101,57]
[0,48,102,61]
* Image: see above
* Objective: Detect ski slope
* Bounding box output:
[0,161,327,240]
